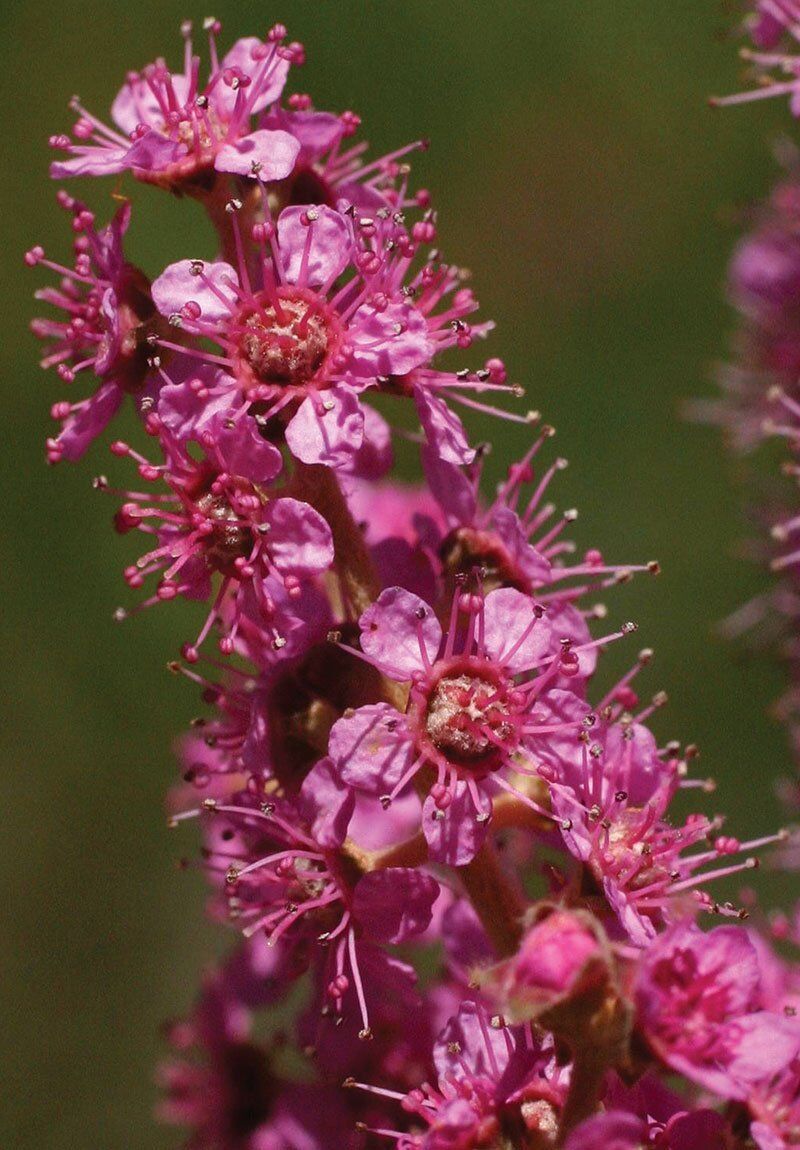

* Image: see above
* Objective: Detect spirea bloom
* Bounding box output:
[348,1000,569,1150]
[327,584,602,864]
[49,22,302,186]
[194,774,438,1039]
[27,194,155,461]
[109,415,333,659]
[635,922,800,1100]
[539,688,783,944]
[148,197,509,470]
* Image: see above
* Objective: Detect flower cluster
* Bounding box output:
[701,35,800,812]
[30,17,800,1150]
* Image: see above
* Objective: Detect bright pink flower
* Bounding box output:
[194,776,438,1039]
[421,438,657,678]
[635,922,800,1100]
[350,1000,568,1150]
[538,662,782,943]
[50,22,302,185]
[261,99,430,212]
[327,584,604,864]
[27,194,155,461]
[109,412,332,659]
[148,198,507,467]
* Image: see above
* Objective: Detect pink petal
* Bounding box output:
[276,205,353,287]
[52,381,124,461]
[414,386,476,464]
[359,587,442,680]
[751,1122,788,1150]
[265,108,342,155]
[421,446,478,527]
[482,587,552,673]
[352,868,439,943]
[151,259,238,322]
[214,37,290,116]
[329,703,415,794]
[434,1002,511,1080]
[211,414,283,483]
[50,146,131,179]
[156,367,238,440]
[214,129,300,179]
[423,780,491,865]
[347,301,434,377]
[727,1013,800,1087]
[298,758,355,849]
[263,498,334,576]
[340,404,393,479]
[125,130,184,173]
[111,73,190,133]
[493,507,552,586]
[284,386,364,468]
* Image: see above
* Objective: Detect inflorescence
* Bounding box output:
[30,16,800,1150]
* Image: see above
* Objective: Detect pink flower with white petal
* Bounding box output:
[27,194,156,461]
[50,21,303,188]
[110,411,332,660]
[327,584,597,864]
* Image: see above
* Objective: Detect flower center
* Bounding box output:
[234,288,339,390]
[195,489,254,575]
[424,669,518,769]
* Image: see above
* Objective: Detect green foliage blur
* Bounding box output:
[1,1,797,1144]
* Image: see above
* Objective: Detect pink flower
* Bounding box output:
[421,439,657,675]
[109,411,332,659]
[196,774,439,1039]
[538,664,783,943]
[27,194,155,461]
[635,922,800,1100]
[148,197,507,468]
[350,1000,568,1150]
[327,584,598,864]
[49,22,303,186]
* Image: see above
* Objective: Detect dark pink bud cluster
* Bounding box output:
[30,17,800,1150]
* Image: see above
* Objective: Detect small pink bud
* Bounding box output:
[511,911,600,1000]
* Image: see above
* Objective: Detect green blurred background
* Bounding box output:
[1,1,796,1145]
